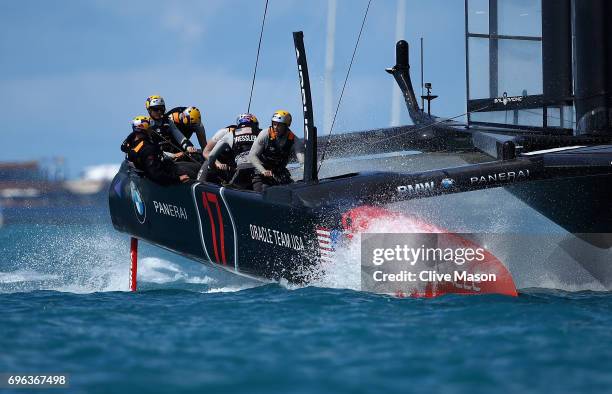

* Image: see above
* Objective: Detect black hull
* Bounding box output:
[109,163,337,282]
[109,144,612,284]
[510,174,612,244]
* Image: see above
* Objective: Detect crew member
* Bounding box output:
[202,113,260,188]
[145,95,205,162]
[203,114,259,160]
[121,115,200,185]
[144,95,167,137]
[166,105,207,151]
[248,110,304,192]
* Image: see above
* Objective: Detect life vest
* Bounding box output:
[231,126,259,156]
[148,116,175,152]
[260,127,295,169]
[121,131,160,171]
[148,107,191,153]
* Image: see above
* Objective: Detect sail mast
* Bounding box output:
[573,0,612,135]
[323,0,337,135]
[390,0,407,126]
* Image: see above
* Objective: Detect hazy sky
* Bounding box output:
[0,0,465,177]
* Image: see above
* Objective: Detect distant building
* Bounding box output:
[0,160,118,225]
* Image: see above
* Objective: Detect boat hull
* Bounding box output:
[109,163,330,282]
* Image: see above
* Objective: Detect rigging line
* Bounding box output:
[528,110,575,125]
[150,129,202,165]
[318,0,373,173]
[247,0,269,113]
[493,91,610,126]
[365,103,494,146]
[370,92,604,148]
[521,108,576,125]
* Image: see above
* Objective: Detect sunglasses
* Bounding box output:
[150,107,165,113]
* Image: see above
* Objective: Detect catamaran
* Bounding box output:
[109,0,612,296]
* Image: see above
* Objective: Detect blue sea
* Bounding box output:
[1,222,612,394]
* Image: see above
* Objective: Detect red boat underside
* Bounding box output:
[341,206,518,298]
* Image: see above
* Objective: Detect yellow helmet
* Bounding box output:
[271,110,292,126]
[132,115,151,131]
[181,106,202,125]
[145,95,165,110]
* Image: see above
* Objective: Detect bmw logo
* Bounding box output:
[130,181,146,224]
[441,178,455,189]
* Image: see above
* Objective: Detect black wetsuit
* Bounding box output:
[151,115,183,154]
[166,107,207,146]
[121,131,199,185]
[149,108,201,155]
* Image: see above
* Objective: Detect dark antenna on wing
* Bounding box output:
[421,82,438,116]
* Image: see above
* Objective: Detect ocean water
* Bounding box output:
[1,222,612,394]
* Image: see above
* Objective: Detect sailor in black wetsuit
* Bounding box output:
[200,113,260,188]
[121,115,199,185]
[248,110,304,192]
[165,106,207,154]
[145,95,205,163]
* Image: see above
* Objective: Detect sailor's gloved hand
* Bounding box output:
[216,162,228,171]
[186,149,204,164]
[179,174,190,183]
[262,170,273,177]
[186,146,197,153]
[173,152,185,161]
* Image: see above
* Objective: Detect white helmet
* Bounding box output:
[145,95,165,110]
